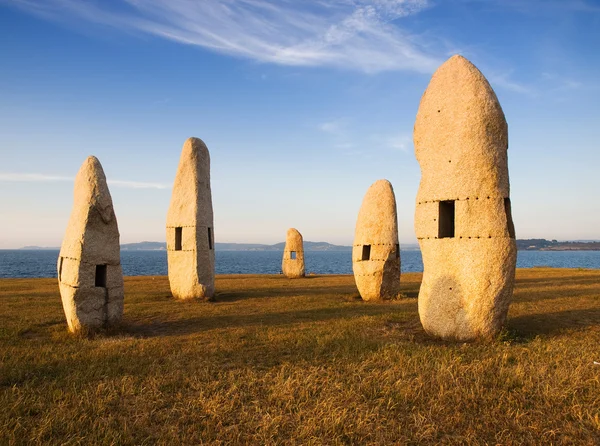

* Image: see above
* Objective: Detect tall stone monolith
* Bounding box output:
[282,228,305,278]
[414,55,517,341]
[352,179,401,301]
[57,156,124,333]
[166,137,215,300]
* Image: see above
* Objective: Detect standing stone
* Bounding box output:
[414,55,517,340]
[352,179,401,301]
[166,137,215,300]
[57,156,124,333]
[282,228,305,278]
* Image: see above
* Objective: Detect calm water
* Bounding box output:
[1,249,600,279]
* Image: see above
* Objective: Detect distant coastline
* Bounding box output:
[18,239,600,252]
[515,239,600,251]
[20,241,358,252]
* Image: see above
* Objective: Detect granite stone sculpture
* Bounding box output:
[282,228,305,278]
[352,179,401,301]
[166,137,215,300]
[57,156,124,333]
[414,55,517,340]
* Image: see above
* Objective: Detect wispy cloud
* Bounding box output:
[0,173,171,189]
[319,118,414,155]
[318,118,355,150]
[487,72,535,96]
[541,72,584,92]
[371,133,412,152]
[5,0,441,73]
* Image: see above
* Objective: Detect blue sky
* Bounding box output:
[1,0,599,248]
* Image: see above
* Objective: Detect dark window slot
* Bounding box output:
[361,245,371,261]
[175,227,182,251]
[95,265,107,288]
[504,198,516,239]
[395,244,400,259]
[208,227,213,250]
[438,200,455,238]
[58,256,63,281]
[290,251,296,260]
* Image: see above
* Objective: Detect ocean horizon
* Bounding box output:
[3,249,600,279]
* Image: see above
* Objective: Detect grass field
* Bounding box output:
[1,269,599,445]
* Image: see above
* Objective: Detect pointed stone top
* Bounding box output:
[176,137,210,176]
[287,228,302,238]
[77,155,104,183]
[355,179,398,245]
[415,54,506,146]
[59,155,119,263]
[367,179,393,194]
[167,137,213,226]
[441,54,476,70]
[427,55,500,102]
[74,155,114,224]
[182,137,209,160]
[285,228,303,253]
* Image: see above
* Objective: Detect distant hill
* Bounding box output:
[517,239,600,251]
[120,241,353,251]
[20,239,600,252]
[121,241,166,251]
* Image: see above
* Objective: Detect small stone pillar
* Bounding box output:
[57,156,124,333]
[166,137,215,300]
[414,55,517,340]
[282,228,305,278]
[352,179,401,301]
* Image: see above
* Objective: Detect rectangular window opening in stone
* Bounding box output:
[504,198,516,239]
[58,256,63,281]
[95,265,107,288]
[208,227,213,250]
[438,200,455,238]
[396,244,400,259]
[175,227,182,251]
[362,245,371,261]
[290,251,296,260]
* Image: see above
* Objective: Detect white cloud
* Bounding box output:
[5,0,441,73]
[382,134,411,152]
[486,72,534,96]
[318,118,356,150]
[0,173,171,189]
[368,132,412,152]
[319,118,350,135]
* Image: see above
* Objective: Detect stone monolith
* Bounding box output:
[282,228,305,278]
[352,179,401,301]
[57,156,124,333]
[414,55,517,340]
[166,137,215,299]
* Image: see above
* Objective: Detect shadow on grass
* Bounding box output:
[123,302,415,338]
[514,275,600,287]
[213,285,359,302]
[513,286,600,302]
[506,307,600,340]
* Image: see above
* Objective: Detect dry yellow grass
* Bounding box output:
[1,269,599,444]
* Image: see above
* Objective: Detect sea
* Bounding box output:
[2,249,600,279]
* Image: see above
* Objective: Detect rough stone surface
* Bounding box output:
[414,54,517,341]
[282,228,305,278]
[58,156,124,333]
[166,137,215,299]
[352,179,401,301]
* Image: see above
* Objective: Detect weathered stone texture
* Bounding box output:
[352,179,401,301]
[58,156,124,333]
[414,54,517,340]
[282,228,305,278]
[166,137,215,299]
